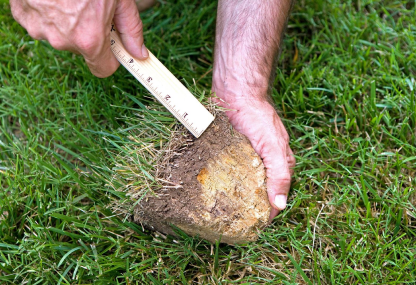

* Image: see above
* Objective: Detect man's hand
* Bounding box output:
[10,0,148,78]
[213,0,294,221]
[220,99,295,221]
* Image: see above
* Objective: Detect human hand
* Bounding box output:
[10,0,148,77]
[220,99,296,222]
[213,0,294,222]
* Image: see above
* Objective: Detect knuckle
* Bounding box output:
[129,19,144,39]
[76,35,101,57]
[26,29,43,40]
[48,36,68,50]
[267,169,292,184]
[280,173,292,182]
[25,24,46,41]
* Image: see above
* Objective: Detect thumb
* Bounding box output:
[261,144,292,221]
[113,0,149,60]
[266,170,291,223]
[267,174,291,210]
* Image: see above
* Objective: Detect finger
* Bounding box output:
[259,137,292,221]
[287,147,296,177]
[71,14,120,78]
[269,207,279,223]
[84,44,120,78]
[266,173,291,214]
[114,0,148,60]
[10,0,24,24]
[80,30,120,78]
[10,4,46,41]
[267,147,293,223]
[26,24,47,41]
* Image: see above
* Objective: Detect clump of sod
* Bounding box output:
[106,87,271,244]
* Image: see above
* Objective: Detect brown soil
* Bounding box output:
[133,112,271,244]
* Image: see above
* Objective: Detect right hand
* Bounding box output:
[213,94,296,222]
[10,0,148,78]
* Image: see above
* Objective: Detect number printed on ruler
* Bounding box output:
[110,24,214,138]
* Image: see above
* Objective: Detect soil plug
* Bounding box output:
[134,113,271,244]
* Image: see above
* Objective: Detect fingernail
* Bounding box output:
[274,195,287,210]
[141,44,149,58]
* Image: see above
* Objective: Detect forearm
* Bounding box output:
[213,0,292,107]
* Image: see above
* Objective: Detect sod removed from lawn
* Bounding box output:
[1,0,416,283]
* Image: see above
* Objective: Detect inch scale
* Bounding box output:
[110,25,214,138]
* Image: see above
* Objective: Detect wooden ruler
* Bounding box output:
[110,24,214,138]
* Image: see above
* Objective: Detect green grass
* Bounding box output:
[1,0,416,283]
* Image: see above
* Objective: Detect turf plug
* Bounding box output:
[133,112,271,244]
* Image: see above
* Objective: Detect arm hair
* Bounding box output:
[213,0,293,102]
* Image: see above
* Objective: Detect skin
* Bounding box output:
[9,0,149,78]
[213,0,295,221]
[10,0,295,222]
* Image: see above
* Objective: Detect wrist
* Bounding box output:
[212,90,276,125]
[212,77,270,108]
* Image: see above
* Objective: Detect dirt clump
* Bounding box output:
[133,113,271,244]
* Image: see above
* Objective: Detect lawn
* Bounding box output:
[1,0,416,283]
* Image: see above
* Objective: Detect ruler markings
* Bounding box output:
[110,28,213,137]
[121,54,201,135]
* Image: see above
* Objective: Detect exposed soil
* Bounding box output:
[134,112,271,244]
